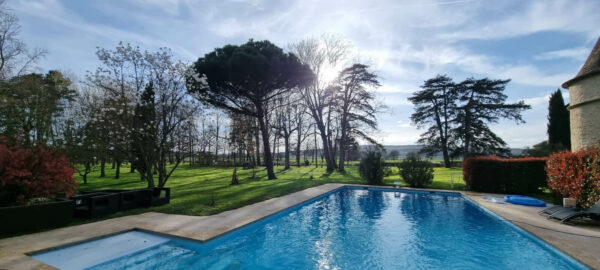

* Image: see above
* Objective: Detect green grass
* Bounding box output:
[382,166,465,190]
[78,165,365,216]
[76,164,466,217]
[0,164,468,239]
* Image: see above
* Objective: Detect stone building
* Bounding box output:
[562,37,600,151]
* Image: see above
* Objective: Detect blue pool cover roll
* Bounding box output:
[504,195,547,207]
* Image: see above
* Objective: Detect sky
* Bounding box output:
[8,0,600,148]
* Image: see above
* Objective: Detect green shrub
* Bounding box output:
[399,154,433,188]
[383,166,395,177]
[547,145,600,209]
[359,151,384,185]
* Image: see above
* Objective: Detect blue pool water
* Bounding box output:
[33,187,587,269]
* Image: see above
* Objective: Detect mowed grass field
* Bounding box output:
[76,164,465,217]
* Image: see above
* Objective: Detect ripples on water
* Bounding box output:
[91,188,587,270]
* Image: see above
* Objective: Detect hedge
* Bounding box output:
[463,156,547,193]
[546,146,600,209]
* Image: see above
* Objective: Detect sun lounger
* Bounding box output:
[547,201,600,223]
[538,205,564,216]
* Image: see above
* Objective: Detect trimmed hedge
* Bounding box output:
[547,146,600,209]
[463,156,547,193]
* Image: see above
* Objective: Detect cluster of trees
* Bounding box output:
[188,36,382,179]
[0,0,383,186]
[409,75,531,167]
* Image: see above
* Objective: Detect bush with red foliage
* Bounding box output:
[0,138,77,206]
[546,146,600,209]
[463,156,548,193]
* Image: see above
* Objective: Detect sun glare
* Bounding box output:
[319,64,342,85]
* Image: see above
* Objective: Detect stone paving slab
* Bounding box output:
[1,184,599,269]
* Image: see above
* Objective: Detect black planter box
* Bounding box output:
[0,199,74,235]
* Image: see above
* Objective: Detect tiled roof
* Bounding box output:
[563,37,600,88]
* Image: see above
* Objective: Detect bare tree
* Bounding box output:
[289,34,351,173]
[0,0,46,79]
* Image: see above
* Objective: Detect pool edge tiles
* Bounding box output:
[30,230,171,270]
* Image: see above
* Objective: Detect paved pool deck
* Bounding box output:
[1,184,599,269]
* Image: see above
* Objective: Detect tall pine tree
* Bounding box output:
[454,78,530,158]
[409,75,457,168]
[547,89,571,150]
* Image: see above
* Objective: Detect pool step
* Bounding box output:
[87,244,196,269]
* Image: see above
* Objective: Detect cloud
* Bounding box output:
[440,0,600,41]
[534,47,591,61]
[521,95,550,107]
[9,0,596,148]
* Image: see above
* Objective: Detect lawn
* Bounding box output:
[76,164,465,217]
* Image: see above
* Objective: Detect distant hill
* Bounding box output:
[360,145,525,159]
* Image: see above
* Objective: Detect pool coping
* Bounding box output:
[1,183,599,269]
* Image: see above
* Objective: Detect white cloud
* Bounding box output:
[534,47,591,61]
[440,0,600,41]
[520,95,550,107]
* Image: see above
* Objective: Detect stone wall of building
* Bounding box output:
[568,75,600,151]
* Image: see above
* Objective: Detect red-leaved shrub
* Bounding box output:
[0,138,77,206]
[546,145,600,209]
[463,156,548,193]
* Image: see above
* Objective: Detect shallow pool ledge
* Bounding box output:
[1,183,599,269]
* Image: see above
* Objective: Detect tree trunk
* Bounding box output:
[338,122,347,172]
[272,129,277,166]
[257,105,276,179]
[82,162,91,184]
[100,159,106,177]
[115,160,121,179]
[295,139,301,167]
[315,120,335,172]
[463,111,472,159]
[441,138,451,168]
[284,135,290,170]
[295,117,302,167]
[255,121,261,166]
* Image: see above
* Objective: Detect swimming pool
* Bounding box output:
[32,187,588,269]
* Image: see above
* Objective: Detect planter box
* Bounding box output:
[140,187,171,207]
[563,198,577,208]
[0,199,74,235]
[72,193,119,219]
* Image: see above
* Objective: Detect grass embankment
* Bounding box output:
[76,164,465,217]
